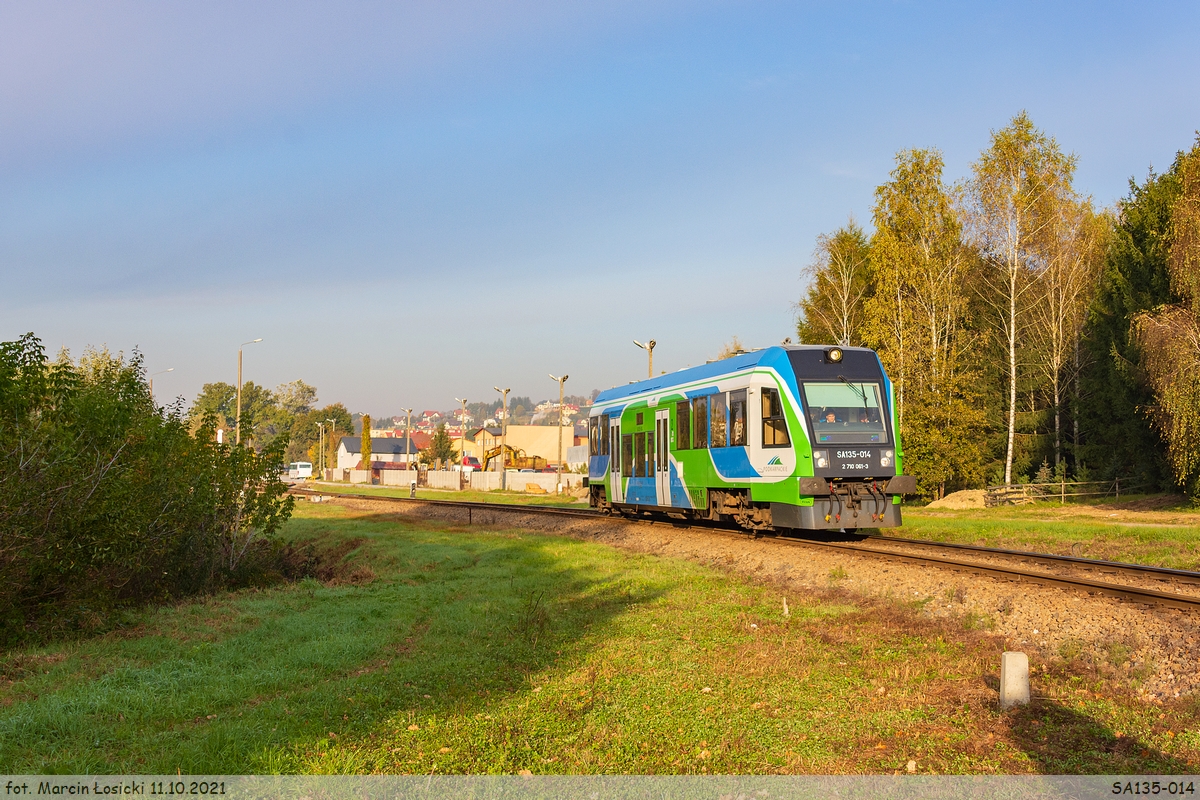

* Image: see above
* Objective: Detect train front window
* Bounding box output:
[802,381,889,444]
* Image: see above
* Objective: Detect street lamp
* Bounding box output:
[494,387,509,490]
[149,368,173,401]
[402,408,414,470]
[236,338,263,445]
[455,397,469,469]
[549,374,568,494]
[633,339,656,379]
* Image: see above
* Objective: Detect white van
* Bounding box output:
[288,462,313,479]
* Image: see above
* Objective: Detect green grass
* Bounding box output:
[2,503,1197,774]
[900,506,1200,570]
[306,481,587,508]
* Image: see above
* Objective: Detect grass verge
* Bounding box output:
[901,503,1200,570]
[2,502,1197,774]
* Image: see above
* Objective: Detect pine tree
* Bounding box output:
[1077,156,1187,486]
[421,423,456,465]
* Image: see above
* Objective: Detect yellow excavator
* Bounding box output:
[482,444,547,472]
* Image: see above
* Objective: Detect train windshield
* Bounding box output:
[801,381,889,444]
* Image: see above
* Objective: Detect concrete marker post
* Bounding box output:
[1000,651,1030,708]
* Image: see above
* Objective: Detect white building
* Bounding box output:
[337,436,421,470]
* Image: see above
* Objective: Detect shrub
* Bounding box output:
[0,334,294,644]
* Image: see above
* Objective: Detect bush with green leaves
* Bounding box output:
[0,333,294,645]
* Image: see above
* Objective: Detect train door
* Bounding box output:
[610,421,623,503]
[655,409,670,505]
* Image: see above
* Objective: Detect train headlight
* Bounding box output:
[880,449,894,468]
[813,449,829,468]
[825,347,843,363]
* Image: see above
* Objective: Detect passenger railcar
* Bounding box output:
[586,345,916,531]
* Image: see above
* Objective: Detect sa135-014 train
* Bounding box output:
[586,345,917,531]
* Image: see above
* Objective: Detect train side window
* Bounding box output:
[729,389,747,447]
[634,432,647,478]
[710,393,728,448]
[589,418,599,456]
[675,401,690,450]
[693,396,709,449]
[599,415,610,456]
[762,388,790,447]
[622,434,633,476]
[636,411,644,426]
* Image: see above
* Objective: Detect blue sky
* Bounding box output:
[2,1,1198,415]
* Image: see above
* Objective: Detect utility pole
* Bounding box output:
[403,408,414,470]
[316,421,326,475]
[493,387,509,490]
[634,339,656,379]
[236,338,262,445]
[549,374,568,494]
[149,368,173,401]
[455,397,469,466]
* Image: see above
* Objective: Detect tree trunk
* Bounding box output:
[1005,267,1017,486]
[1053,371,1061,467]
[1073,332,1080,465]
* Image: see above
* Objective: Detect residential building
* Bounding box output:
[337,435,429,470]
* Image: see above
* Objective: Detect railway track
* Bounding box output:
[290,487,1200,611]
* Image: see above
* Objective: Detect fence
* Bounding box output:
[331,468,585,493]
[983,479,1146,507]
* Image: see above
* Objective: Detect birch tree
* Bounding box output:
[966,112,1076,485]
[864,149,985,497]
[1029,200,1108,469]
[796,221,872,347]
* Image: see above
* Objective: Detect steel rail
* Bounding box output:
[867,534,1200,586]
[290,487,1200,610]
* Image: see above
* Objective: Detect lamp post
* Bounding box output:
[316,421,326,475]
[455,397,469,467]
[149,368,173,401]
[402,408,414,470]
[633,339,656,379]
[549,374,568,494]
[493,387,509,490]
[236,338,263,445]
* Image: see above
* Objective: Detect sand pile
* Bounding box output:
[924,489,987,509]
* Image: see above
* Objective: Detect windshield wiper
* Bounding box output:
[838,375,868,407]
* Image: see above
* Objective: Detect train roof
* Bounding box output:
[592,345,880,408]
